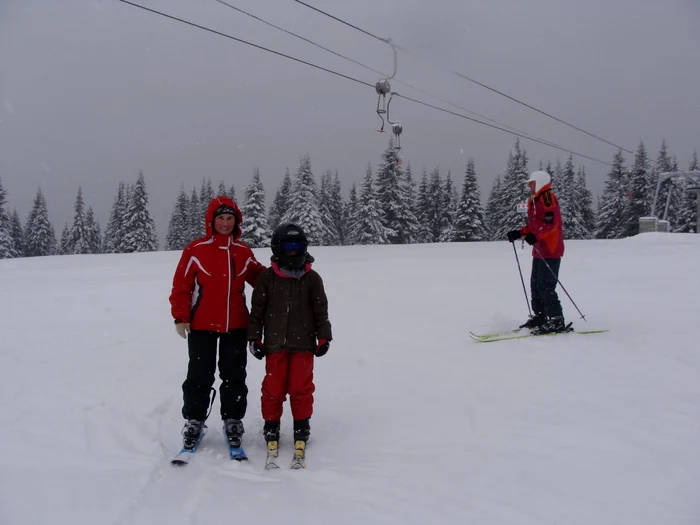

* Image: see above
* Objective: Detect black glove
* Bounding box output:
[248,339,264,360]
[506,230,521,243]
[524,232,537,245]
[314,339,330,357]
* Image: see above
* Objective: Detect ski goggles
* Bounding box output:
[213,205,237,218]
[280,240,307,254]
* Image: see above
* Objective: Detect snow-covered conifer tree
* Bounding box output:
[85,207,102,254]
[375,138,415,244]
[9,209,23,257]
[103,182,127,253]
[344,183,359,245]
[621,141,652,237]
[0,178,17,258]
[349,165,388,245]
[269,168,292,232]
[452,158,487,242]
[240,168,269,248]
[281,155,327,245]
[596,150,629,239]
[414,169,432,243]
[121,171,158,252]
[66,187,90,255]
[165,185,191,250]
[570,166,595,240]
[189,188,202,240]
[24,188,57,257]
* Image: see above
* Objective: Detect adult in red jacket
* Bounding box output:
[507,171,566,334]
[169,196,265,451]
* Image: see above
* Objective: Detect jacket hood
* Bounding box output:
[205,196,243,239]
[270,252,314,278]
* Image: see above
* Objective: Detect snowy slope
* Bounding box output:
[1,234,698,525]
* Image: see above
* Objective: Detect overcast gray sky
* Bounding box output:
[2,0,699,238]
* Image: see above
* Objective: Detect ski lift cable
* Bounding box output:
[214,0,393,79]
[116,0,374,89]
[292,0,390,44]
[291,0,634,155]
[213,0,569,151]
[115,0,613,166]
[394,93,613,166]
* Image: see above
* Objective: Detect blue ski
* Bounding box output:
[222,425,248,461]
[171,430,206,466]
[228,445,248,461]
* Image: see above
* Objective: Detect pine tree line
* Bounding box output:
[179,140,489,248]
[0,171,160,259]
[595,140,699,238]
[74,170,158,254]
[2,139,697,261]
[482,138,699,240]
[482,141,597,241]
[165,177,238,250]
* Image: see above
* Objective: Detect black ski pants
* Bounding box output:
[182,328,248,421]
[530,257,563,319]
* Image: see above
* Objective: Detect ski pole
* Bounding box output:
[512,242,532,317]
[532,245,587,321]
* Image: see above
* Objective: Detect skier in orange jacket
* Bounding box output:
[507,171,566,334]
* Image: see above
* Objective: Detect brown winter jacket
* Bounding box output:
[248,254,332,354]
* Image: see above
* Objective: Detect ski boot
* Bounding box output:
[293,418,311,442]
[520,313,545,329]
[182,419,205,450]
[263,420,281,442]
[223,419,244,448]
[530,316,568,335]
[292,418,310,469]
[263,421,281,469]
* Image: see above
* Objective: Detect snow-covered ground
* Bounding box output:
[1,233,698,525]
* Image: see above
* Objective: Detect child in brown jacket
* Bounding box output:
[247,222,332,466]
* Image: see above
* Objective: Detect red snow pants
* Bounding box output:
[261,350,315,421]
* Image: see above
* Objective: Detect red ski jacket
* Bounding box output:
[520,183,565,259]
[169,196,265,332]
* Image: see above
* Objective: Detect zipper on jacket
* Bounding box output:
[283,278,292,347]
[225,246,231,332]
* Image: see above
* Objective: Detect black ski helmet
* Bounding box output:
[271,222,308,269]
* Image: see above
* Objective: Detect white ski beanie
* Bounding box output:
[527,171,551,193]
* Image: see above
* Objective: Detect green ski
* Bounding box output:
[470,328,608,343]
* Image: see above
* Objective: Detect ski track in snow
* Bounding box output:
[110,397,178,525]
